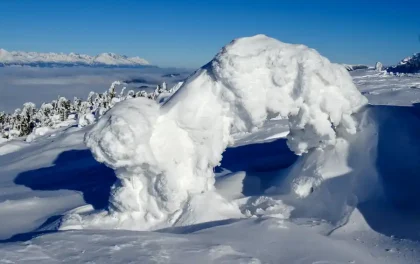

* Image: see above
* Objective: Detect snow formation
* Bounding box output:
[375,61,383,72]
[69,35,367,230]
[0,48,149,67]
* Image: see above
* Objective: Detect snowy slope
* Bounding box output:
[0,95,419,263]
[0,48,150,67]
[0,36,420,263]
[3,218,414,264]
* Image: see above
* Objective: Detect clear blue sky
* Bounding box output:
[0,0,419,68]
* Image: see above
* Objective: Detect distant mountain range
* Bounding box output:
[342,52,420,74]
[0,49,151,68]
[387,53,420,74]
[342,64,369,71]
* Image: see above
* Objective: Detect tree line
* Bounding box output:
[0,81,175,139]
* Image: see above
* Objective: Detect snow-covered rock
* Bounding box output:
[25,126,52,142]
[67,34,367,231]
[387,53,420,74]
[0,48,150,67]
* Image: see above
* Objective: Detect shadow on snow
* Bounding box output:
[13,149,117,210]
[4,104,420,244]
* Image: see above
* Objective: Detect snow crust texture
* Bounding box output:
[79,35,367,230]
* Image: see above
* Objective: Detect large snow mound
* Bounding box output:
[167,35,367,154]
[65,35,367,231]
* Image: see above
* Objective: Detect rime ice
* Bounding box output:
[81,35,367,230]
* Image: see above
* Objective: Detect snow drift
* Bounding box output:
[62,35,367,230]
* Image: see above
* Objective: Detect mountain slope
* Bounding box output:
[0,49,150,68]
[387,53,420,74]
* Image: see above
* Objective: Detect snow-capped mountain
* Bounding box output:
[0,48,150,67]
[387,52,420,73]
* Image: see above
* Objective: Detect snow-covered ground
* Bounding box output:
[1,36,420,263]
[353,70,420,106]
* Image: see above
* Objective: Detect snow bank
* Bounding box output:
[0,140,27,156]
[0,137,7,144]
[67,35,367,230]
[276,103,420,225]
[26,127,52,142]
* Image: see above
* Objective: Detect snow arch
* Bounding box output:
[78,35,367,230]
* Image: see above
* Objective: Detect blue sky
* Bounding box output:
[0,0,419,68]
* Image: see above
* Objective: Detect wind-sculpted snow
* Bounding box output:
[71,35,367,230]
[166,35,367,155]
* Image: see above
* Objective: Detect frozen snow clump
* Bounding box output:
[76,35,366,230]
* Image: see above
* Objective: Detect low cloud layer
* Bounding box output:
[0,67,191,112]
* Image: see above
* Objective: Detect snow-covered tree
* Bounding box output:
[87,91,95,105]
[119,87,126,99]
[36,103,54,127]
[126,90,135,99]
[108,81,120,100]
[57,97,71,121]
[72,97,82,113]
[0,111,7,138]
[19,102,37,136]
[0,81,176,139]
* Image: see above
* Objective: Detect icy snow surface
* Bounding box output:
[0,36,420,263]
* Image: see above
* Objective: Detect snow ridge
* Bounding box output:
[0,48,150,67]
